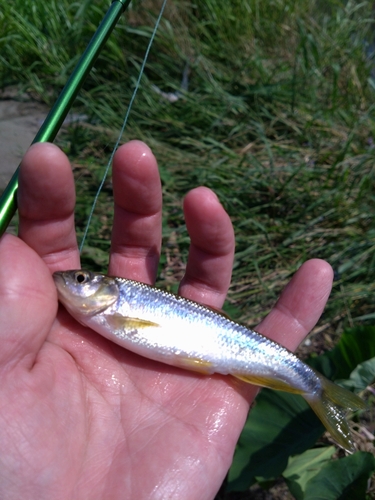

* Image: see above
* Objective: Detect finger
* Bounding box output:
[256,259,333,350]
[18,143,79,272]
[109,141,162,283]
[0,234,57,370]
[178,187,235,309]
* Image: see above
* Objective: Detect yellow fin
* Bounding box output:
[305,371,366,453]
[105,313,160,331]
[174,356,214,375]
[234,374,305,395]
[235,369,366,453]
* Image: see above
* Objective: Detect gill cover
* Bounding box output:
[53,270,119,315]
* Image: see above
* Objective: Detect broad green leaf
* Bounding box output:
[227,390,324,492]
[337,357,375,392]
[308,326,375,380]
[227,328,374,493]
[304,452,375,500]
[282,447,335,500]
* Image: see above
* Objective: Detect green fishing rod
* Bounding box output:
[0,0,131,236]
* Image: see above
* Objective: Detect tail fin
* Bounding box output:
[305,371,366,453]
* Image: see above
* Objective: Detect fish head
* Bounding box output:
[53,270,119,315]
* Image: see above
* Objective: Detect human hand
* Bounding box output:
[0,141,333,499]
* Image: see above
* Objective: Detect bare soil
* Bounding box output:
[0,88,48,191]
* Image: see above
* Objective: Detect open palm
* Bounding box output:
[0,141,333,499]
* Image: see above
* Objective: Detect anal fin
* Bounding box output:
[233,374,304,394]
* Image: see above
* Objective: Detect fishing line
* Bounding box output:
[79,0,168,253]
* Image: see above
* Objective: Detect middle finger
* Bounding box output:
[109,141,162,284]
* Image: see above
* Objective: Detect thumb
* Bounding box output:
[0,234,57,370]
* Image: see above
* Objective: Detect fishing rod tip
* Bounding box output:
[113,0,132,12]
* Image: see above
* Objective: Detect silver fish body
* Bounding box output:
[53,269,366,452]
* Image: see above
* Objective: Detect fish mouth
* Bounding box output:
[53,271,68,291]
[52,271,72,304]
[53,271,64,282]
[52,271,84,313]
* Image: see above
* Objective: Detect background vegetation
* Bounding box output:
[1,0,375,497]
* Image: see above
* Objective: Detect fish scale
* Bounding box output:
[53,269,366,453]
[109,277,320,392]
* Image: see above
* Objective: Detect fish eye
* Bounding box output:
[75,271,89,284]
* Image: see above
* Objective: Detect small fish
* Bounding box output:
[53,269,366,452]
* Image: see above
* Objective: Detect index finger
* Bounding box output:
[17,143,80,272]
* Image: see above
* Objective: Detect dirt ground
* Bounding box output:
[0,89,49,191]
[0,88,87,193]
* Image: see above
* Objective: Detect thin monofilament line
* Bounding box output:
[79,0,168,253]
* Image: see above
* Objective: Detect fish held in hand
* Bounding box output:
[53,269,366,452]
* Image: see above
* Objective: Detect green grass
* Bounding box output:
[2,0,375,340]
[2,0,375,495]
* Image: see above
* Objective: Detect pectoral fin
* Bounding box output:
[105,313,160,332]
